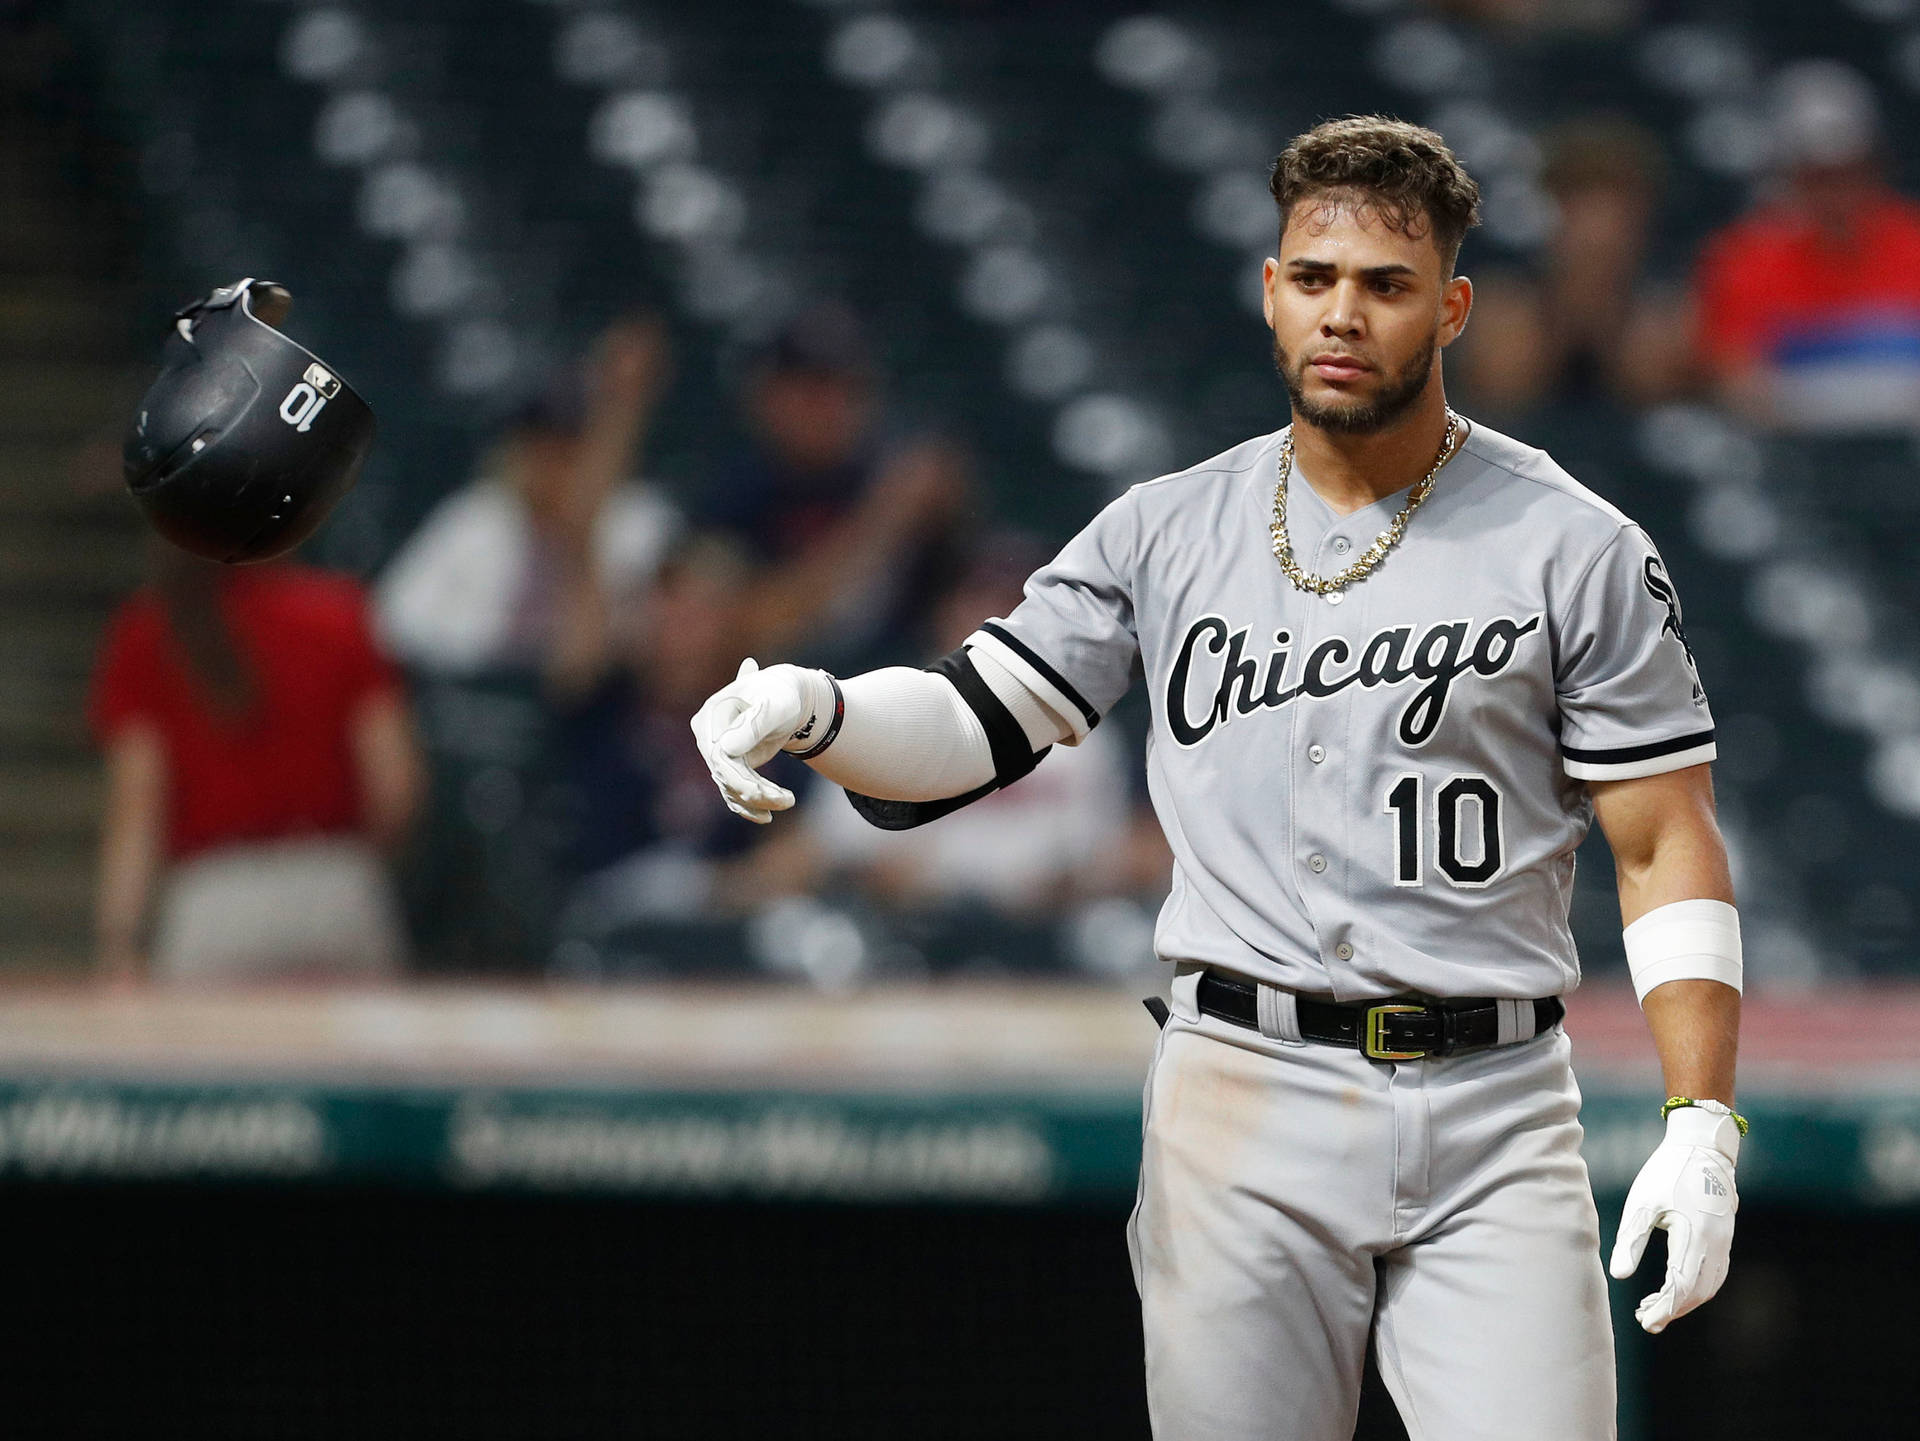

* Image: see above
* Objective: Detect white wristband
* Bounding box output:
[1622,898,1743,1004]
[780,669,843,758]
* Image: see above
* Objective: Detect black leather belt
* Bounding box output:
[1196,970,1564,1061]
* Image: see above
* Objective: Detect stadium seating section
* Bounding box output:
[54,0,1920,980]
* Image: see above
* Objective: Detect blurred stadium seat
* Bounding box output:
[31,0,1920,979]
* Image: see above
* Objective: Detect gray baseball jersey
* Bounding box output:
[966,419,1712,1002]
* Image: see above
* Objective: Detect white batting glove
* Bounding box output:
[1608,1103,1741,1334]
[689,658,833,824]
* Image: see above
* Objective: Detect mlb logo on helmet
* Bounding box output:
[278,363,344,434]
[123,278,376,563]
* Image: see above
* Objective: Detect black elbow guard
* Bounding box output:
[844,645,1051,831]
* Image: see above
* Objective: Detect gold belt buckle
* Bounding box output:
[1364,1004,1429,1061]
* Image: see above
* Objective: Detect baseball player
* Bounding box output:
[693,117,1743,1440]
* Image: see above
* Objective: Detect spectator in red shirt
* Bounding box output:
[1695,60,1920,431]
[90,545,424,983]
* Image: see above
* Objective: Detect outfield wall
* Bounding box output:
[2,983,1913,1439]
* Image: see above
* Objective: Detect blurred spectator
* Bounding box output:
[1423,0,1643,35]
[1452,117,1687,418]
[699,302,973,672]
[90,546,423,982]
[1695,60,1920,432]
[546,532,782,938]
[376,318,678,674]
[752,537,1171,918]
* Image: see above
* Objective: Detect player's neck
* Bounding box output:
[1289,391,1458,517]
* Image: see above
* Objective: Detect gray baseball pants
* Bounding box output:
[1128,966,1616,1441]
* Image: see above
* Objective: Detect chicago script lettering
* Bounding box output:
[1167,612,1543,748]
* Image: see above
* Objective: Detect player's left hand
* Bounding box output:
[1608,1104,1740,1333]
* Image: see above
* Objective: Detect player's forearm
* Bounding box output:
[693,647,1067,827]
[1591,765,1742,1105]
[1641,979,1740,1106]
[792,644,1072,802]
[795,667,996,802]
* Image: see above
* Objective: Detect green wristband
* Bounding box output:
[1661,1095,1749,1137]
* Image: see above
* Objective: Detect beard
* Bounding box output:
[1274,326,1439,435]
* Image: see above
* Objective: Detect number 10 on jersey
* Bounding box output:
[1385,774,1504,888]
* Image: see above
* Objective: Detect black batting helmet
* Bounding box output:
[124,278,375,563]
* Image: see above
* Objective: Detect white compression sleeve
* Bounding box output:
[1621,898,1743,1003]
[798,667,996,802]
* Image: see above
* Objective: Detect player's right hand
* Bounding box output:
[690,658,810,824]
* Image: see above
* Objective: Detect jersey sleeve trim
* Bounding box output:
[1561,730,1716,781]
[969,622,1101,739]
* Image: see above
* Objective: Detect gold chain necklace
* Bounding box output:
[1269,410,1464,595]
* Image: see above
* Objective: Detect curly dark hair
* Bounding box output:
[1269,116,1482,274]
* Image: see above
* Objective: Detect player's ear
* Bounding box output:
[1261,257,1280,328]
[1438,274,1472,348]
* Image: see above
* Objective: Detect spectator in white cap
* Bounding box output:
[1693,60,1920,431]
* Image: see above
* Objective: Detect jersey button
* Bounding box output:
[1308,744,1326,763]
[1324,590,1345,606]
[1334,942,1354,961]
[1332,537,1351,555]
[1307,853,1327,873]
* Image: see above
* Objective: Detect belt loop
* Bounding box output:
[1495,998,1534,1047]
[1257,985,1306,1047]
